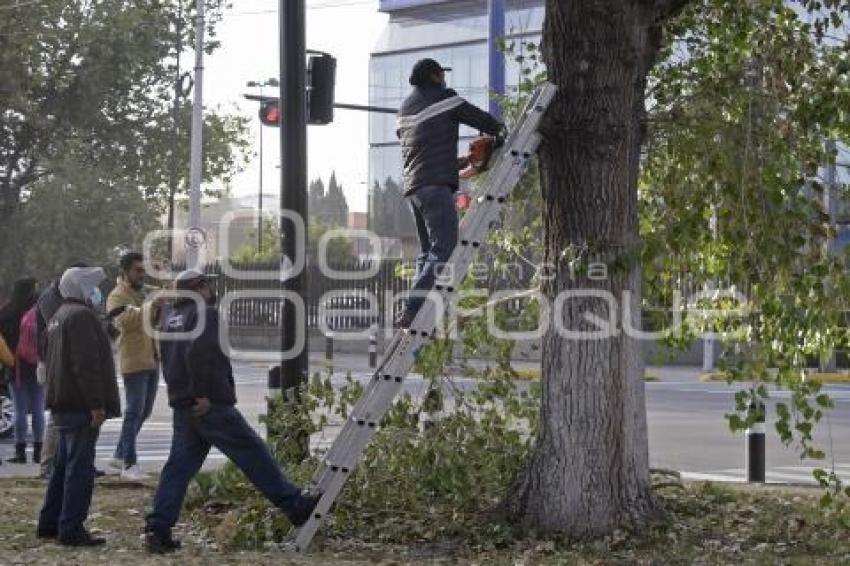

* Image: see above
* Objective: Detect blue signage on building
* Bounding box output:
[379,0,450,12]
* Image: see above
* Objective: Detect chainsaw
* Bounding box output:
[458,134,498,179]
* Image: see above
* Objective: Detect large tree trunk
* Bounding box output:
[507,0,687,537]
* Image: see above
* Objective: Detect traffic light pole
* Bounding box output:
[186,0,205,270]
[258,83,264,253]
[244,93,397,116]
[166,0,183,261]
[278,0,309,433]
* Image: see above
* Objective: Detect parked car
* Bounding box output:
[0,378,13,439]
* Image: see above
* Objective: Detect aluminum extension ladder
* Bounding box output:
[293,81,558,552]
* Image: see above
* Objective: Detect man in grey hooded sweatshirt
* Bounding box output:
[36,267,120,547]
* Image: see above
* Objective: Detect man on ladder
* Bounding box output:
[293,77,557,553]
[394,58,505,329]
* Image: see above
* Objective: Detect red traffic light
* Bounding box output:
[259,100,281,127]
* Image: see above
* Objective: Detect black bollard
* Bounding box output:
[746,401,766,483]
[369,324,378,368]
[325,331,333,361]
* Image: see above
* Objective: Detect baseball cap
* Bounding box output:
[174,269,212,290]
[409,58,451,86]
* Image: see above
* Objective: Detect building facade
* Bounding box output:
[368,0,544,248]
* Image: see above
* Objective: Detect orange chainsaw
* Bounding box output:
[458,135,497,179]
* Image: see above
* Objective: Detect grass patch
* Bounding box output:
[1,478,847,564]
[701,371,850,384]
[512,368,541,380]
[511,368,661,381]
[807,372,850,384]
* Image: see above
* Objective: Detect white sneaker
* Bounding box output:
[107,458,124,472]
[121,464,149,481]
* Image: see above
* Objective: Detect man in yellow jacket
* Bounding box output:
[106,252,162,480]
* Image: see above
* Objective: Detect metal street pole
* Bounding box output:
[279,0,308,400]
[258,83,264,253]
[167,0,183,261]
[186,0,206,270]
[821,138,838,372]
[487,0,505,119]
[247,79,280,253]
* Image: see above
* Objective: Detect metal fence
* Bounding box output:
[200,260,414,329]
[167,260,743,333]
[186,258,540,331]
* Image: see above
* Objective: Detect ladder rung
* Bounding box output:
[294,464,349,552]
[320,423,375,470]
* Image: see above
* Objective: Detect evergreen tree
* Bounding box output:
[308,177,327,224]
[326,172,349,227]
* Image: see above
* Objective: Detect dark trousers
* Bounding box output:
[114,369,158,466]
[405,185,459,317]
[146,404,302,532]
[11,370,45,445]
[38,412,100,538]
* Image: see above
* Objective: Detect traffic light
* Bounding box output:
[253,53,336,127]
[308,53,336,125]
[259,99,281,127]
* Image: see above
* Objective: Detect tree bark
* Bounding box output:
[507,0,686,537]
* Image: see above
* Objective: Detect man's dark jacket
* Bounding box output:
[36,282,63,362]
[397,84,503,196]
[45,300,120,417]
[158,300,236,409]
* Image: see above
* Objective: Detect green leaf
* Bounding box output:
[815,393,834,409]
[807,448,826,460]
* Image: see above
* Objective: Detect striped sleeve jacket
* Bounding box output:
[396,85,503,196]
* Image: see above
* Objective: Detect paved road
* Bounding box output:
[2,356,849,486]
[646,372,850,484]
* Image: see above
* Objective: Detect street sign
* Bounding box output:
[184,227,206,249]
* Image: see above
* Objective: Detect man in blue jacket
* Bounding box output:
[394,58,505,329]
[145,270,318,554]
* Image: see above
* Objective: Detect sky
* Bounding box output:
[203,0,389,213]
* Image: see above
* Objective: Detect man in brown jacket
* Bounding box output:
[106,251,161,480]
[37,267,120,547]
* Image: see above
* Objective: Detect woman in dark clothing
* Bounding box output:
[0,278,38,348]
[0,278,40,463]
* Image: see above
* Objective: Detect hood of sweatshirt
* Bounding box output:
[58,267,106,303]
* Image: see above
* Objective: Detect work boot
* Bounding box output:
[36,524,57,539]
[287,493,322,527]
[146,528,181,554]
[58,530,106,547]
[8,443,26,464]
[33,442,43,464]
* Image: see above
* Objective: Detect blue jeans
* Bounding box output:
[10,368,45,445]
[146,404,302,532]
[405,185,459,317]
[38,412,100,538]
[114,369,158,466]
